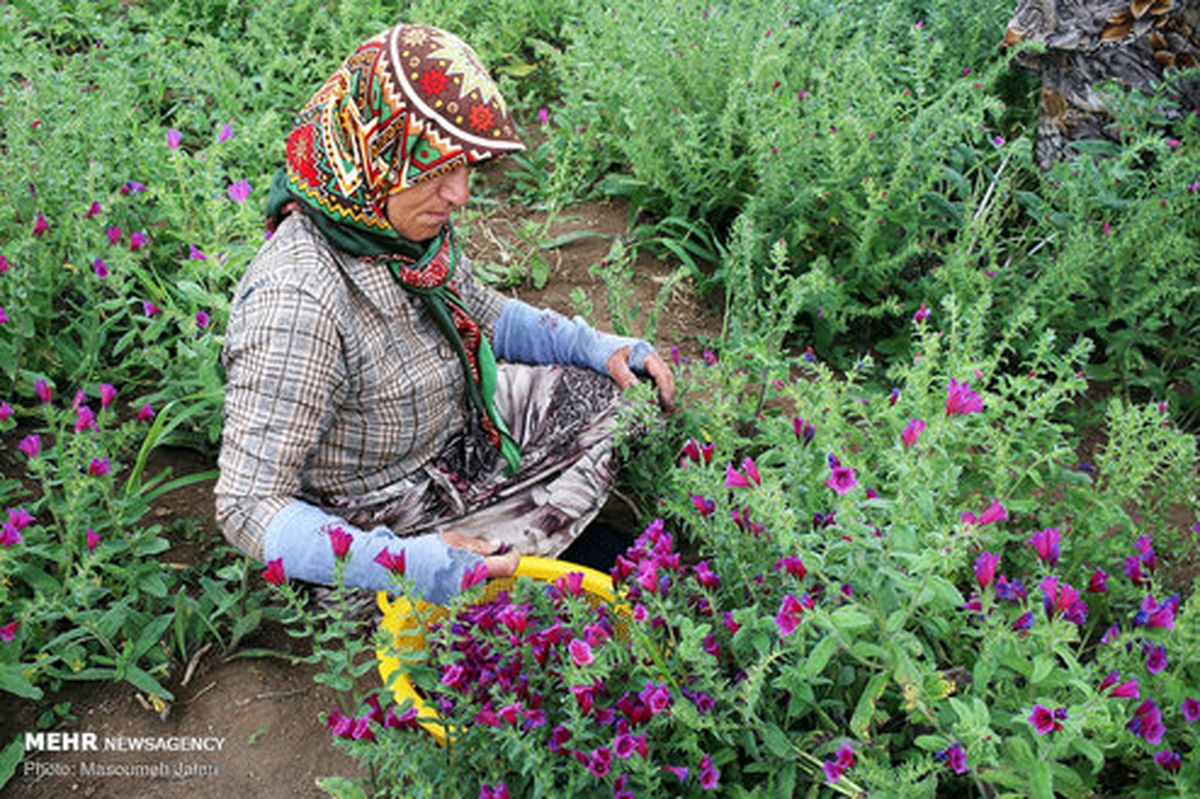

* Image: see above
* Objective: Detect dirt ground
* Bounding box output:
[0,197,723,799]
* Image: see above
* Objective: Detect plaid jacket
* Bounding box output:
[215,213,508,559]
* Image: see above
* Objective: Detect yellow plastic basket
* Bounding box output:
[376,556,619,745]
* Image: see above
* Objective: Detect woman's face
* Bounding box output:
[385,165,471,241]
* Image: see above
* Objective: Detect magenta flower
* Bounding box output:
[227,180,252,203]
[568,638,594,667]
[0,621,18,642]
[961,498,1007,526]
[774,555,807,579]
[18,434,40,458]
[1087,567,1109,593]
[327,526,353,559]
[973,552,1000,589]
[262,558,286,585]
[1128,700,1166,744]
[0,401,13,422]
[129,230,149,250]
[822,743,855,782]
[680,438,701,465]
[1028,704,1066,735]
[1144,643,1167,674]
[85,201,101,217]
[1040,576,1087,624]
[1181,697,1200,721]
[698,752,720,790]
[690,494,715,516]
[1154,750,1181,775]
[724,463,751,488]
[142,300,162,317]
[913,302,929,321]
[1109,679,1139,699]
[776,593,805,636]
[901,418,925,448]
[120,180,147,195]
[86,529,100,551]
[137,402,156,421]
[478,782,510,799]
[32,214,49,236]
[217,121,233,142]
[74,405,96,433]
[664,765,689,783]
[34,379,52,404]
[1028,527,1062,568]
[97,383,116,409]
[935,742,969,775]
[793,416,816,444]
[1135,593,1180,630]
[106,226,122,244]
[536,107,550,124]
[825,466,858,495]
[373,547,406,575]
[166,128,182,150]
[945,378,983,416]
[461,562,488,589]
[0,524,23,547]
[992,135,1005,147]
[88,457,112,476]
[188,244,207,260]
[92,257,109,279]
[195,310,210,329]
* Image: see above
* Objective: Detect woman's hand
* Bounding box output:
[606,346,677,413]
[442,531,520,578]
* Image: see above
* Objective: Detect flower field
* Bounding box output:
[1,0,1197,797]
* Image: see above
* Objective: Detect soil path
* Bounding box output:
[0,198,722,799]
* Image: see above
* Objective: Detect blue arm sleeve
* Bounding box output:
[262,500,481,606]
[492,299,655,374]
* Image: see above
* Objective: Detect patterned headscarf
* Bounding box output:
[267,23,524,472]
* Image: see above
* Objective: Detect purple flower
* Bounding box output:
[137,402,156,421]
[166,128,182,151]
[945,378,983,416]
[18,434,40,458]
[129,230,149,250]
[690,494,715,517]
[92,257,109,279]
[935,742,969,775]
[32,214,49,236]
[793,417,816,444]
[106,226,122,244]
[34,379,52,404]
[992,135,1005,147]
[188,244,207,260]
[0,524,23,547]
[1040,576,1087,624]
[1181,697,1200,722]
[821,744,854,783]
[74,405,96,433]
[1128,701,1166,745]
[217,120,233,142]
[961,498,1007,526]
[84,202,101,217]
[461,561,488,590]
[88,457,112,476]
[888,387,900,406]
[901,418,925,448]
[1028,527,1062,568]
[663,765,689,783]
[478,782,510,799]
[1144,643,1167,674]
[1028,704,1065,735]
[195,310,210,328]
[776,593,805,636]
[226,179,252,203]
[995,575,1026,602]
[0,401,13,422]
[774,556,807,579]
[1135,593,1180,630]
[1012,611,1034,632]
[536,107,549,124]
[86,529,101,551]
[913,302,929,321]
[1087,567,1109,593]
[825,466,858,494]
[973,552,1000,589]
[120,180,147,195]
[698,752,720,790]
[569,638,594,667]
[725,457,761,488]
[0,621,18,642]
[98,383,116,409]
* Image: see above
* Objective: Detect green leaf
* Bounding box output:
[830,606,873,633]
[850,672,889,741]
[760,724,793,759]
[131,613,174,659]
[125,665,173,700]
[0,736,23,792]
[1070,737,1105,774]
[806,635,838,679]
[1030,759,1053,799]
[1030,655,1054,685]
[0,664,43,700]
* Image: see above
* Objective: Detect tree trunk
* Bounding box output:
[1003,0,1199,168]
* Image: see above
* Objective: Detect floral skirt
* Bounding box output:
[314,365,623,557]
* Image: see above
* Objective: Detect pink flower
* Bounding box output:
[1154,750,1181,775]
[34,379,52,404]
[166,128,182,151]
[478,782,510,799]
[32,214,49,236]
[776,593,805,636]
[99,383,116,409]
[1087,567,1108,593]
[373,548,406,575]
[741,456,760,484]
[142,300,162,317]
[569,638,594,667]
[0,621,18,642]
[1109,679,1139,699]
[18,434,40,458]
[262,558,286,585]
[226,180,252,203]
[901,418,925,448]
[822,743,855,782]
[699,752,720,790]
[1,524,23,547]
[92,257,109,279]
[195,311,210,328]
[992,135,1005,147]
[1181,697,1200,722]
[86,529,101,551]
[1144,643,1167,674]
[85,202,101,217]
[74,405,96,433]
[724,463,751,488]
[825,466,858,494]
[106,226,122,245]
[217,120,233,142]
[774,555,807,579]
[936,742,969,774]
[961,498,1007,526]
[327,526,353,559]
[1028,527,1062,568]
[88,457,112,476]
[913,302,929,321]
[0,306,7,325]
[536,107,549,124]
[188,244,207,260]
[0,401,13,422]
[945,378,983,416]
[461,561,488,589]
[129,230,149,250]
[137,402,156,421]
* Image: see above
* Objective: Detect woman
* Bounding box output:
[215,23,674,605]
